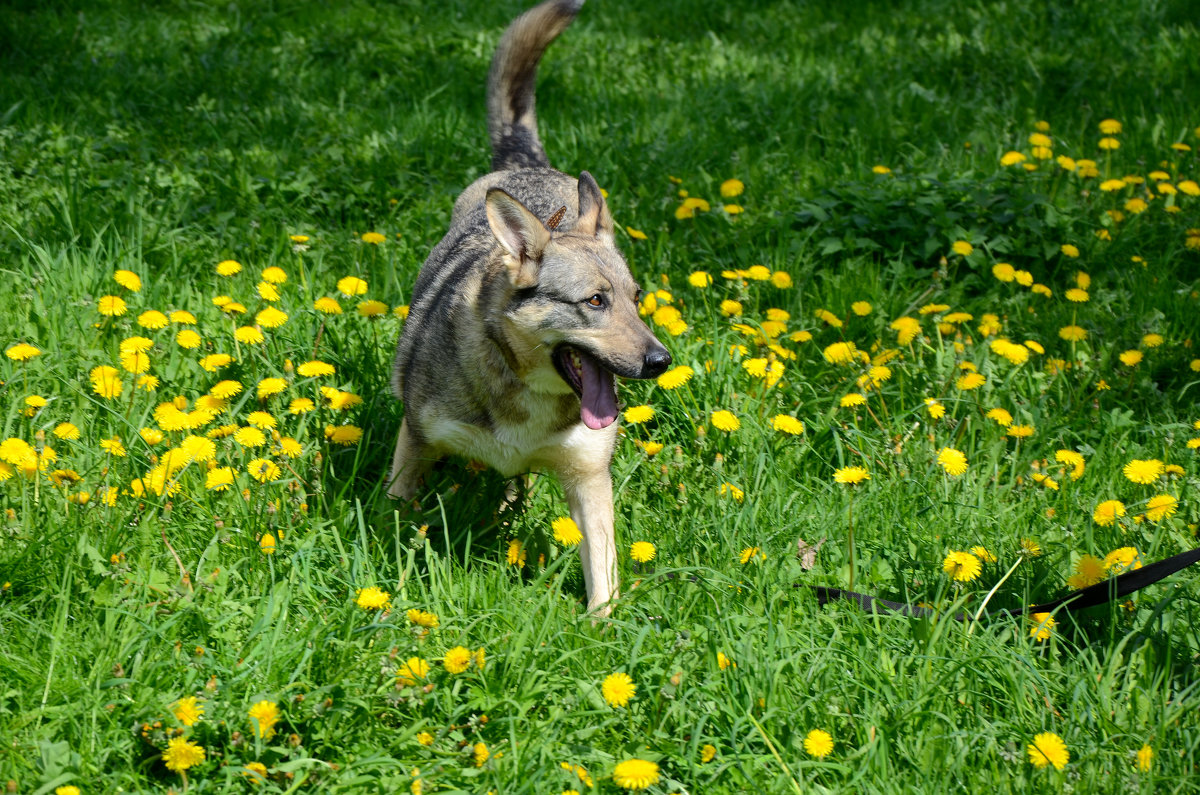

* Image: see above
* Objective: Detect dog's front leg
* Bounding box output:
[561,468,618,617]
[386,418,433,501]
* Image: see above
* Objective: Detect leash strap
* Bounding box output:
[809,546,1200,621]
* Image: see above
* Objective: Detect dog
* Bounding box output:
[387,0,672,616]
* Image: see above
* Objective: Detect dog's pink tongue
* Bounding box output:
[579,353,617,430]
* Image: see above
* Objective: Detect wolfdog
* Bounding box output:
[387,0,671,616]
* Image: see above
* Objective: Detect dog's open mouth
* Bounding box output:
[553,345,618,430]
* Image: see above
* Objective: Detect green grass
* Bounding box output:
[2,0,1200,792]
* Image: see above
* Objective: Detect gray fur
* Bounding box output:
[388,0,669,617]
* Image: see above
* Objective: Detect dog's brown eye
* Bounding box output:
[586,294,604,307]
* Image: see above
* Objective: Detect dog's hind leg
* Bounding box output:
[561,468,618,617]
[386,418,433,501]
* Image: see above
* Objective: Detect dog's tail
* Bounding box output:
[487,0,584,172]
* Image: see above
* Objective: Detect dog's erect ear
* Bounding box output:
[575,171,613,240]
[486,188,550,288]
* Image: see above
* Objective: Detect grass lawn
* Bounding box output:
[2,0,1200,791]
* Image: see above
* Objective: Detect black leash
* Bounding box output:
[807,546,1200,621]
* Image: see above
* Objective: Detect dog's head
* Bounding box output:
[485,172,671,430]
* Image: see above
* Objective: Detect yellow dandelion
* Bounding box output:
[710,410,740,432]
[324,425,364,445]
[1069,554,1106,589]
[551,516,582,546]
[289,398,316,414]
[119,350,150,374]
[245,411,276,429]
[986,407,1013,426]
[175,329,202,349]
[216,259,242,276]
[162,736,206,774]
[822,341,858,365]
[53,422,81,441]
[955,372,986,390]
[397,657,430,686]
[1027,731,1069,769]
[612,759,659,791]
[833,466,869,485]
[296,360,336,378]
[355,586,390,611]
[114,269,143,291]
[235,326,265,344]
[771,415,805,435]
[249,377,285,399]
[97,295,128,316]
[247,458,280,483]
[198,353,233,372]
[255,306,288,328]
[1136,744,1153,773]
[506,538,526,567]
[601,672,636,707]
[337,276,368,296]
[942,550,981,582]
[803,729,834,759]
[314,296,343,314]
[406,608,439,629]
[1104,547,1142,574]
[1054,449,1085,480]
[630,541,656,562]
[90,366,123,399]
[443,646,473,674]
[936,447,968,476]
[719,299,743,317]
[248,700,279,739]
[1123,458,1163,484]
[656,365,694,390]
[1028,613,1056,642]
[206,467,235,492]
[622,404,654,425]
[1145,494,1178,522]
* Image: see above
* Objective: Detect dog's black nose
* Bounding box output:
[641,347,672,378]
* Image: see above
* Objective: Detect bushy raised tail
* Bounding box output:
[487,0,585,171]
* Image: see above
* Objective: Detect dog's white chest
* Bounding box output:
[426,399,612,477]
